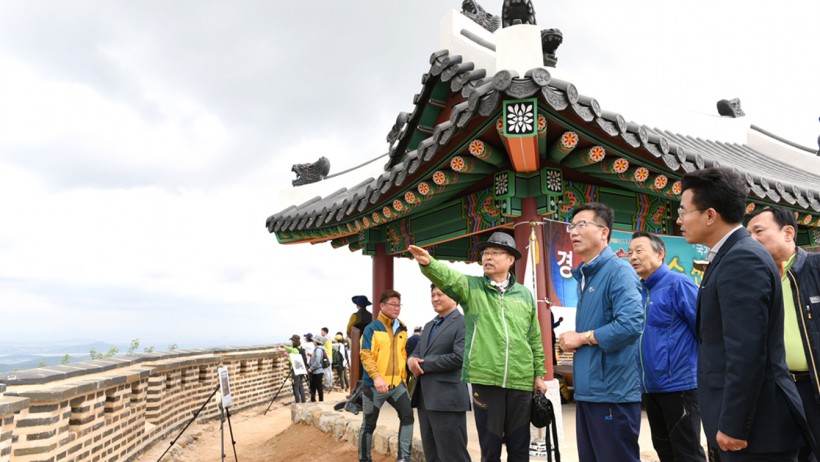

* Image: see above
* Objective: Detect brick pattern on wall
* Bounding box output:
[0,347,293,462]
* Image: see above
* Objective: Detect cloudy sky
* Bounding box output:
[1,1,818,350]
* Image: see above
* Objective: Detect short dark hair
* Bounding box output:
[379,289,401,303]
[681,167,748,224]
[572,202,614,242]
[750,207,798,231]
[321,327,328,334]
[631,231,666,254]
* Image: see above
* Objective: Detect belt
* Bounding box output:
[790,371,811,383]
[388,384,396,390]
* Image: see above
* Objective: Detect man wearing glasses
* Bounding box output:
[408,231,547,462]
[358,290,414,462]
[558,202,643,462]
[679,168,808,460]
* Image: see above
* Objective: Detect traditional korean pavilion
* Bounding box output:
[266,3,820,385]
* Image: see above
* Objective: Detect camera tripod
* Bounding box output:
[156,383,239,462]
[264,368,298,415]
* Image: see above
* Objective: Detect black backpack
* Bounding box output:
[332,347,343,368]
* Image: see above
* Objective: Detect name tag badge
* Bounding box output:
[810,296,820,305]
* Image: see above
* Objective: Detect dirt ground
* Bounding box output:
[133,402,393,462]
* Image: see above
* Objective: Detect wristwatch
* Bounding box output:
[584,330,594,345]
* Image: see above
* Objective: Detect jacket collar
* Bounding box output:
[701,227,748,286]
[378,312,406,331]
[571,246,616,280]
[643,263,670,290]
[483,273,516,290]
[791,247,808,274]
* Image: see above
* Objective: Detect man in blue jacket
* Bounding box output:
[558,202,643,462]
[628,231,706,462]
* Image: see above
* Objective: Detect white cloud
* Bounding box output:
[0,0,818,350]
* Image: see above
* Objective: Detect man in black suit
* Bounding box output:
[677,167,808,460]
[408,284,471,462]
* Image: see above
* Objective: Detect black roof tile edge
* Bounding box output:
[268,52,820,237]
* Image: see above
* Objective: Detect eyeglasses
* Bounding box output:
[480,250,509,258]
[383,302,402,308]
[567,220,606,232]
[677,206,703,217]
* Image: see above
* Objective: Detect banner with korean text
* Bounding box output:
[544,219,708,335]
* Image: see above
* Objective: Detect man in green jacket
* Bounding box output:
[409,231,548,462]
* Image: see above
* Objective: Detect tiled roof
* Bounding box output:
[267,50,820,235]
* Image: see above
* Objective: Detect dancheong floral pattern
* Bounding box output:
[654,175,668,189]
[393,199,404,211]
[671,181,682,195]
[418,182,430,196]
[634,167,649,182]
[382,207,392,219]
[433,171,447,185]
[450,156,465,171]
[404,191,416,204]
[495,173,509,196]
[505,102,535,134]
[537,114,547,132]
[746,203,756,214]
[613,158,629,173]
[546,169,562,192]
[561,132,579,149]
[469,140,484,156]
[589,146,606,162]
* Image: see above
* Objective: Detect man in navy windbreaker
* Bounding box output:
[629,232,705,462]
[558,203,643,462]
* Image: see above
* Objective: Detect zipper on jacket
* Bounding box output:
[500,290,510,388]
[789,270,820,398]
[467,322,478,372]
[639,285,649,393]
[391,320,397,387]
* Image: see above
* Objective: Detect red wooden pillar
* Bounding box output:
[349,244,394,395]
[513,198,554,379]
[372,243,393,318]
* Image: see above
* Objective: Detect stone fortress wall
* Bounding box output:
[0,346,293,462]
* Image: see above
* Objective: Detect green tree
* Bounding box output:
[89,348,100,360]
[104,346,119,358]
[61,354,71,365]
[168,344,178,351]
[144,346,155,353]
[38,360,47,367]
[128,339,140,355]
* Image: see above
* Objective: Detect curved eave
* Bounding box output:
[267,50,820,245]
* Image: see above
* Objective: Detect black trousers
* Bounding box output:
[472,384,531,462]
[794,379,819,462]
[309,373,324,402]
[712,449,798,461]
[643,390,707,462]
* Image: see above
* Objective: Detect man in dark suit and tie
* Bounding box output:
[677,167,808,460]
[408,284,471,462]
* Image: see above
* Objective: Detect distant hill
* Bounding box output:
[0,340,115,373]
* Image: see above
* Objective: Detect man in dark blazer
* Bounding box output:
[677,167,808,460]
[408,284,471,462]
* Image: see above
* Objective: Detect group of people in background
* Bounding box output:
[283,166,820,462]
[281,328,350,404]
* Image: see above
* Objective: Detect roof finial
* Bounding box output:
[502,0,537,27]
[716,98,745,118]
